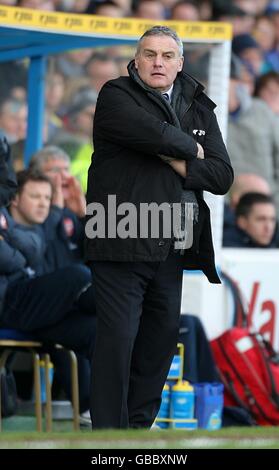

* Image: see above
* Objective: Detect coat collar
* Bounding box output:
[127,59,216,111]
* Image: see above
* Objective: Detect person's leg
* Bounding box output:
[128,251,184,428]
[89,261,154,429]
[50,349,91,414]
[33,310,96,360]
[2,265,91,331]
[34,311,95,425]
[178,314,219,383]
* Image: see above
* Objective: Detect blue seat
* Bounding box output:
[0,328,80,432]
[0,328,37,341]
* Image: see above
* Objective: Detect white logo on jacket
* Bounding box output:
[193,129,205,136]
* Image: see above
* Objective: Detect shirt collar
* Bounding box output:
[162,85,174,101]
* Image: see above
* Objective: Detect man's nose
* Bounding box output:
[39,197,48,207]
[153,55,163,67]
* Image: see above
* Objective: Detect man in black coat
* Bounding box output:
[0,131,17,207]
[85,25,234,429]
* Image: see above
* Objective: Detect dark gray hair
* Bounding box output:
[136,26,184,57]
[29,145,70,171]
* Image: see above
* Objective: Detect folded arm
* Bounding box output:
[166,115,233,195]
[94,81,199,162]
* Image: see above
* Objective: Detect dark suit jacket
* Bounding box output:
[86,62,233,283]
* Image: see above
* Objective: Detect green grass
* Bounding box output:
[1,418,279,449]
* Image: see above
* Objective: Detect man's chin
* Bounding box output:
[147,78,167,90]
[35,218,47,224]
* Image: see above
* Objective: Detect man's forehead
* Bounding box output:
[44,159,69,168]
[251,202,275,214]
[140,35,179,52]
[24,180,52,192]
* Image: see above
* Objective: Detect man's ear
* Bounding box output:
[10,194,19,210]
[237,215,248,231]
[178,57,184,72]
[134,57,138,69]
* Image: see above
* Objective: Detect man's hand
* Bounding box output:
[63,176,86,218]
[168,159,187,178]
[196,142,204,159]
[160,142,204,178]
[51,173,64,208]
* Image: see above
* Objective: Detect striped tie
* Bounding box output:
[162,93,169,101]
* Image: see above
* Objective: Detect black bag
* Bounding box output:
[1,367,18,417]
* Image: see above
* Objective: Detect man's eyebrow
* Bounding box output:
[143,49,175,54]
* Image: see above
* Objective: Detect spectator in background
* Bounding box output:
[132,0,165,19]
[0,169,94,352]
[0,98,27,144]
[212,1,255,35]
[0,131,17,207]
[0,62,27,105]
[227,60,279,216]
[229,173,271,211]
[17,0,55,9]
[0,168,94,423]
[59,0,92,13]
[253,15,278,70]
[268,4,279,51]
[254,71,279,114]
[85,53,120,93]
[197,0,212,20]
[45,68,65,140]
[29,145,94,423]
[29,144,86,215]
[232,33,272,77]
[223,173,272,242]
[223,192,278,248]
[170,0,200,21]
[56,49,93,79]
[51,90,96,190]
[94,0,127,16]
[234,0,270,16]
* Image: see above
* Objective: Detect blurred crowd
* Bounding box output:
[0,0,279,249]
[1,0,279,420]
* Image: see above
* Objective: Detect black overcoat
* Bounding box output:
[85,64,234,283]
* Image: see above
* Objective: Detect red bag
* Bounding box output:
[211,327,279,425]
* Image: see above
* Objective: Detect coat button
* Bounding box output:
[158,241,165,246]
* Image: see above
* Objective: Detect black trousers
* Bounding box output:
[1,266,96,360]
[89,251,184,429]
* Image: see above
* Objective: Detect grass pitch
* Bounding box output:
[0,421,279,449]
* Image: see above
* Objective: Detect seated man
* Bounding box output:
[29,147,94,418]
[223,173,272,242]
[0,131,17,207]
[223,192,278,248]
[29,146,86,271]
[0,169,95,423]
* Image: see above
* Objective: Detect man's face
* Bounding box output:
[238,202,276,246]
[135,35,184,92]
[259,79,279,115]
[42,158,71,198]
[87,60,119,92]
[13,181,52,225]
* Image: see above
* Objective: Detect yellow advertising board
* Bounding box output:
[0,5,232,41]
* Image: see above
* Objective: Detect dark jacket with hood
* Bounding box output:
[85,62,234,283]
